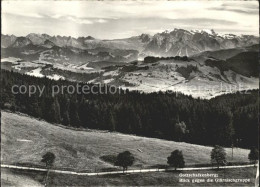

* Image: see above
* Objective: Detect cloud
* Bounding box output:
[67,16,93,25]
[209,2,259,15]
[65,17,109,25]
[8,12,44,18]
[97,19,107,23]
[51,14,62,19]
[222,2,259,10]
[169,18,237,26]
[2,1,258,39]
[50,14,108,24]
[209,7,258,15]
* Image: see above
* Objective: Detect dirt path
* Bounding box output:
[1,164,256,176]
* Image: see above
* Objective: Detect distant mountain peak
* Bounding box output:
[139,33,151,37]
[162,29,172,34]
[11,37,32,48]
[85,36,95,40]
[42,39,56,48]
[42,34,51,38]
[139,33,152,43]
[26,33,42,37]
[190,29,216,35]
[26,33,46,45]
[222,34,237,39]
[162,28,183,33]
[144,28,258,57]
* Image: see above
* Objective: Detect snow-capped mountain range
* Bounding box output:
[2,28,258,58]
[1,28,258,98]
[143,29,258,57]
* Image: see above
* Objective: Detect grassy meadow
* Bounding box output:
[1,111,251,172]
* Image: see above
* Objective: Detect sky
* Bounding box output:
[2,0,259,39]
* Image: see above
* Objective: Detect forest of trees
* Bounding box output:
[0,70,258,148]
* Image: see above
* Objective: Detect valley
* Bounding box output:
[1,45,258,99]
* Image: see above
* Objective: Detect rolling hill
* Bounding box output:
[1,111,250,172]
[1,49,258,98]
[193,44,259,60]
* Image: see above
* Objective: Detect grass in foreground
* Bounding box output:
[1,167,257,186]
[2,111,250,172]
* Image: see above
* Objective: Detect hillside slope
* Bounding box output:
[1,111,250,172]
[89,53,258,98]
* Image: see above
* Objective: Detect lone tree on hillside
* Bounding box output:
[41,152,56,168]
[211,145,226,168]
[248,147,259,165]
[41,152,55,187]
[114,151,135,172]
[167,150,185,170]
